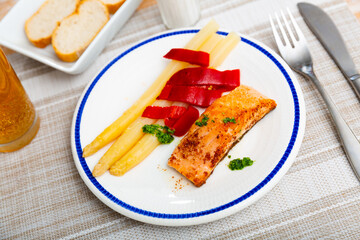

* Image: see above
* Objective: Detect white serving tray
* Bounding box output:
[0,0,142,74]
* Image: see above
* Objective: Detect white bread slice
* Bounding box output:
[52,0,109,62]
[25,0,79,48]
[100,0,126,14]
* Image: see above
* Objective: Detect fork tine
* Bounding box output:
[269,15,284,49]
[274,12,291,47]
[287,8,305,41]
[280,10,297,46]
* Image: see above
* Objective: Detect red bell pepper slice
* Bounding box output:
[142,106,168,119]
[142,106,187,119]
[157,85,225,108]
[170,106,199,137]
[164,106,187,127]
[163,48,210,67]
[164,118,177,128]
[142,105,199,137]
[167,67,240,91]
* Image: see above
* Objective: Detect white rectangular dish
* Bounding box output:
[0,0,142,74]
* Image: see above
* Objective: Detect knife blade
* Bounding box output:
[298,2,360,99]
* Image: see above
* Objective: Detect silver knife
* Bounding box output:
[298,2,360,99]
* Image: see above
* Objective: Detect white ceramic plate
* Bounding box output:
[0,0,141,74]
[71,29,306,226]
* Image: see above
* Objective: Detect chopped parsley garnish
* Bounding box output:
[228,155,231,158]
[142,124,174,144]
[142,124,158,134]
[228,157,254,170]
[195,115,209,127]
[222,117,236,124]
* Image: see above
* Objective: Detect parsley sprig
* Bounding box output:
[195,115,209,127]
[228,157,254,170]
[142,124,175,144]
[222,117,236,124]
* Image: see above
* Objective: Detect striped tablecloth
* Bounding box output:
[1,0,360,238]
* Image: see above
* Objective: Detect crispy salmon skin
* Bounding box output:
[168,85,277,187]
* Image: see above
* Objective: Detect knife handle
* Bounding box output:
[349,74,360,99]
[305,70,360,180]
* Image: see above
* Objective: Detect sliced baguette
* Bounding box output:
[52,0,109,62]
[25,0,79,48]
[100,0,126,14]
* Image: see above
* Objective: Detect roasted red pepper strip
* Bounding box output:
[142,105,199,136]
[163,106,186,127]
[142,106,168,119]
[167,67,240,91]
[142,106,187,119]
[163,49,210,67]
[164,118,177,128]
[170,106,199,137]
[158,85,225,107]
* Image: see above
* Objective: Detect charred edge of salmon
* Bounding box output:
[167,85,277,187]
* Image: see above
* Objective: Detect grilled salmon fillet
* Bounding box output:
[168,85,277,187]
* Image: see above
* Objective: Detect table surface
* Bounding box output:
[1,0,360,27]
[0,0,359,53]
[0,0,359,52]
[1,0,360,239]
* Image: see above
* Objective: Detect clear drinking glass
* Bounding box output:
[156,0,201,29]
[0,48,40,152]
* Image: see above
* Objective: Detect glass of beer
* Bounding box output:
[0,48,40,152]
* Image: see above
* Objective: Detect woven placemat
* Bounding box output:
[1,0,360,238]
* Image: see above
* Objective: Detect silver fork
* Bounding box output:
[270,10,360,181]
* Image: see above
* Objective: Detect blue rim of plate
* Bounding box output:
[74,30,300,219]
